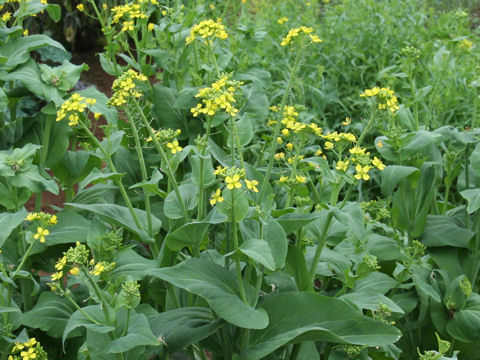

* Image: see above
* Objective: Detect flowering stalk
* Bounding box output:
[78,121,143,230]
[356,108,377,148]
[197,115,214,221]
[35,114,55,211]
[258,46,305,202]
[132,100,189,221]
[126,108,157,255]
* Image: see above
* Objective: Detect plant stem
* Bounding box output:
[79,121,143,230]
[35,114,54,211]
[132,100,189,221]
[126,108,157,254]
[356,108,377,148]
[197,116,213,221]
[258,46,305,202]
[231,197,248,304]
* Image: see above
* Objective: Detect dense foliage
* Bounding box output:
[1,0,480,359]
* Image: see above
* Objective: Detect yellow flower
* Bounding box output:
[55,256,67,271]
[349,146,366,155]
[274,152,285,161]
[49,215,58,225]
[70,267,80,276]
[296,175,307,183]
[372,157,385,170]
[342,117,351,126]
[354,165,372,181]
[279,176,289,183]
[2,12,11,22]
[23,29,29,36]
[309,34,322,43]
[282,128,290,136]
[315,149,323,156]
[161,10,167,15]
[225,174,242,189]
[336,160,349,172]
[281,26,315,46]
[92,262,105,276]
[325,141,334,150]
[20,348,36,360]
[245,179,259,192]
[24,338,37,348]
[277,137,283,144]
[210,4,215,9]
[51,271,63,281]
[76,4,84,11]
[286,143,293,151]
[209,189,224,205]
[94,112,102,120]
[213,165,226,175]
[33,227,49,243]
[25,213,39,221]
[148,23,154,31]
[277,17,288,25]
[166,140,182,154]
[377,140,383,148]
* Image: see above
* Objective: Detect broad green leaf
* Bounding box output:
[460,188,480,213]
[339,292,404,314]
[216,188,249,223]
[422,215,474,248]
[96,131,125,158]
[78,87,119,126]
[151,84,186,132]
[0,34,65,70]
[236,292,401,360]
[79,167,126,190]
[263,218,288,269]
[63,305,114,346]
[353,272,397,294]
[190,153,216,187]
[111,248,155,281]
[10,166,58,194]
[276,211,321,235]
[226,114,254,147]
[0,208,27,247]
[165,221,209,251]
[240,81,269,122]
[66,203,161,243]
[381,165,419,195]
[286,245,311,291]
[446,293,480,343]
[164,183,197,220]
[22,292,76,338]
[239,239,276,271]
[148,307,223,349]
[108,313,159,353]
[30,211,90,254]
[148,258,269,329]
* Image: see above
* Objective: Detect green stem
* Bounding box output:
[425,50,452,130]
[258,46,305,202]
[122,309,131,337]
[308,184,341,283]
[197,116,214,221]
[132,100,189,221]
[65,293,103,325]
[12,240,35,280]
[472,89,479,130]
[208,43,221,78]
[408,62,419,131]
[356,108,377,148]
[126,108,156,254]
[79,121,143,230]
[232,199,248,304]
[35,114,54,211]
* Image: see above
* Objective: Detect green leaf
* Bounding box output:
[460,188,480,213]
[353,272,397,294]
[108,313,159,353]
[63,305,114,346]
[148,307,223,350]
[190,153,216,187]
[339,292,404,314]
[164,183,197,220]
[381,165,419,196]
[286,245,311,291]
[151,84,186,132]
[79,167,126,190]
[148,258,269,329]
[165,221,209,251]
[78,87,119,126]
[236,292,401,360]
[66,203,161,243]
[0,34,65,70]
[239,239,276,271]
[216,188,249,223]
[0,208,27,247]
[276,212,320,235]
[240,81,269,122]
[446,293,480,343]
[111,248,155,281]
[10,166,59,194]
[22,292,76,338]
[422,215,474,248]
[96,131,125,158]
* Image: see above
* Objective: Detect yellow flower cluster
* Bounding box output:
[185,18,228,45]
[191,75,243,117]
[360,87,399,113]
[25,212,57,244]
[108,69,148,107]
[211,166,258,200]
[10,338,47,360]
[48,242,116,293]
[111,1,158,33]
[210,188,224,205]
[56,93,96,126]
[277,17,288,25]
[458,38,473,51]
[333,146,385,181]
[280,26,322,46]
